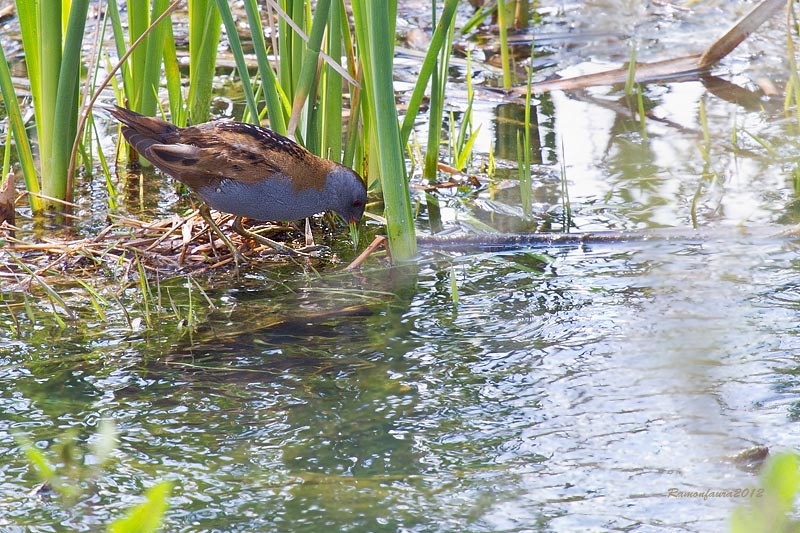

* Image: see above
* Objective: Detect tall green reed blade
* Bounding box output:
[785,15,800,128]
[36,2,61,191]
[321,0,343,161]
[15,1,39,111]
[2,126,10,180]
[352,0,416,259]
[287,0,332,138]
[342,63,362,170]
[520,54,534,219]
[81,7,109,173]
[497,0,512,88]
[423,0,456,233]
[259,0,359,150]
[280,0,306,100]
[67,1,180,192]
[635,84,647,142]
[215,0,259,123]
[452,49,480,171]
[162,23,187,127]
[0,42,42,212]
[189,0,221,124]
[625,44,637,97]
[338,0,361,168]
[423,0,454,179]
[140,0,171,117]
[243,0,286,134]
[559,141,572,231]
[52,0,90,204]
[127,0,149,109]
[399,0,459,146]
[91,119,117,210]
[106,0,133,102]
[15,0,88,207]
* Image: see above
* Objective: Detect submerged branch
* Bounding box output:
[417,225,795,252]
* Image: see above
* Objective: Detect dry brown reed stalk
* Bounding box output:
[0,211,308,293]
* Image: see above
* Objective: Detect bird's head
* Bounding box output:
[327,165,367,224]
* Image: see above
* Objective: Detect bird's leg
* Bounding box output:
[198,204,247,266]
[232,216,310,257]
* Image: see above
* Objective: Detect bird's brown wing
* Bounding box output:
[145,140,282,190]
[149,122,334,191]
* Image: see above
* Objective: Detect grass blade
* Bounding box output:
[140,0,171,118]
[52,0,89,203]
[215,0,259,123]
[286,0,332,137]
[189,0,221,124]
[352,0,416,259]
[0,42,42,211]
[243,0,286,133]
[399,0,458,146]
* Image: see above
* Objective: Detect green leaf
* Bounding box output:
[188,0,221,124]
[0,40,41,211]
[762,452,800,511]
[108,481,172,533]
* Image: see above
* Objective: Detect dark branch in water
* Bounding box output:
[416,225,793,252]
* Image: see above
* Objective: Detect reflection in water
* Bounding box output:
[494,102,543,164]
[2,235,800,530]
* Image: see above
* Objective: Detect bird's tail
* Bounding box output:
[107,105,178,159]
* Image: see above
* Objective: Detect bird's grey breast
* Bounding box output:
[195,175,329,221]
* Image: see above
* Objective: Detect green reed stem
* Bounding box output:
[322,0,343,161]
[140,0,171,117]
[106,1,132,99]
[352,0,416,259]
[0,42,41,211]
[422,0,453,233]
[287,0,332,137]
[162,23,186,126]
[520,54,534,218]
[215,0,259,123]
[452,49,480,171]
[625,45,637,97]
[52,0,89,203]
[423,0,453,181]
[16,0,89,206]
[128,0,149,109]
[399,0,458,146]
[16,1,39,109]
[67,1,180,195]
[280,0,305,99]
[636,84,648,142]
[189,0,221,124]
[243,0,286,134]
[785,13,800,128]
[36,4,61,189]
[497,0,512,88]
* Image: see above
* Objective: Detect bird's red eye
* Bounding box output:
[353,200,363,208]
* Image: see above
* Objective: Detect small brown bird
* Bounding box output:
[108,106,367,226]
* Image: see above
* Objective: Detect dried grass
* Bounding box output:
[0,211,307,291]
